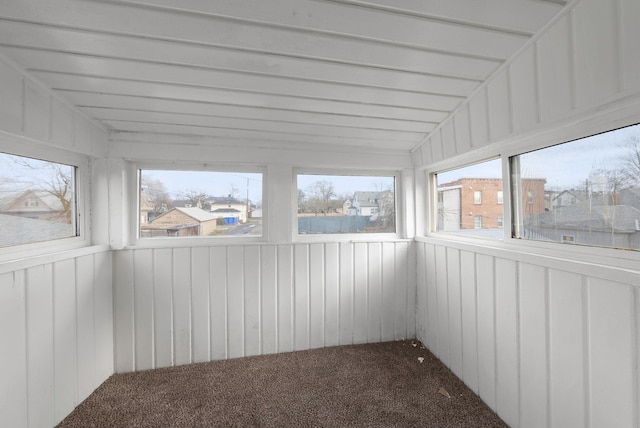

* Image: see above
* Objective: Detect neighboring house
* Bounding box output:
[0,190,69,222]
[141,207,218,237]
[343,191,391,218]
[437,178,546,230]
[207,196,249,223]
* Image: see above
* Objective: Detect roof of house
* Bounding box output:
[0,213,73,247]
[208,196,245,205]
[150,207,218,224]
[174,207,218,222]
[212,208,241,213]
[537,203,640,233]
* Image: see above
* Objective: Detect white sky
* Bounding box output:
[438,123,640,189]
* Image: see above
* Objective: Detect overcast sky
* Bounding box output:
[438,123,639,189]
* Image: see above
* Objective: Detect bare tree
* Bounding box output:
[306,181,336,215]
[622,135,640,185]
[140,176,172,220]
[1,156,74,222]
[180,190,210,208]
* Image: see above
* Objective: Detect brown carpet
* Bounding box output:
[57,341,507,428]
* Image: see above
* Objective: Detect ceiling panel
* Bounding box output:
[0,0,569,154]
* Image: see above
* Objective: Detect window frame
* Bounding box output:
[293,168,402,242]
[0,137,90,262]
[424,115,640,271]
[429,156,505,241]
[130,161,267,247]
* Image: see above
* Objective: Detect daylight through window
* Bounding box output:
[0,152,77,247]
[434,158,503,240]
[139,169,263,238]
[511,123,640,251]
[297,173,395,234]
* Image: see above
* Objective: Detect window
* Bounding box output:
[0,152,77,247]
[474,191,482,204]
[511,123,640,251]
[497,191,504,204]
[296,173,395,234]
[138,169,263,238]
[497,215,504,227]
[434,158,503,239]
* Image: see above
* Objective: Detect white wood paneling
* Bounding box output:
[518,263,548,428]
[113,242,416,372]
[446,247,463,378]
[415,240,640,428]
[0,54,107,157]
[413,0,640,167]
[494,258,519,428]
[573,0,619,108]
[476,253,497,410]
[487,71,512,142]
[621,0,640,91]
[0,250,113,428]
[459,250,478,393]
[0,272,28,428]
[509,46,539,133]
[587,278,635,428]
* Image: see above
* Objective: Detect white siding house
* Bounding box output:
[0,1,639,427]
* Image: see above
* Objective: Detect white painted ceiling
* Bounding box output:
[0,0,569,153]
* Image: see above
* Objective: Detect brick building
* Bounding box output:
[438,178,546,230]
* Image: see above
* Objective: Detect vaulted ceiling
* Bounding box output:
[0,0,569,153]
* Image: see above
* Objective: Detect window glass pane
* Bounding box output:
[0,152,77,247]
[497,191,504,204]
[139,170,262,238]
[511,123,640,251]
[435,158,503,239]
[297,174,395,234]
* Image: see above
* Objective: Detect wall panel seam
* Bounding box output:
[583,276,591,428]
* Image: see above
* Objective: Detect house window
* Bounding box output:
[0,152,78,247]
[511,122,640,251]
[138,169,263,238]
[296,173,395,234]
[434,158,503,239]
[497,191,504,204]
[474,191,482,204]
[497,215,504,227]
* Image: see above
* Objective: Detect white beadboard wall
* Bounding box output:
[0,249,113,428]
[413,0,640,167]
[415,239,640,428]
[113,241,416,372]
[0,54,107,158]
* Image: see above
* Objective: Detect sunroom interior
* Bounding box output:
[1,0,639,427]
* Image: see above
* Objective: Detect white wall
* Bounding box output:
[113,241,416,372]
[0,54,113,428]
[414,0,640,427]
[416,239,639,428]
[0,249,113,428]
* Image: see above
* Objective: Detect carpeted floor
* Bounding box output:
[57,341,507,427]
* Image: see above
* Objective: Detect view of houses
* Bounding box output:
[0,189,76,247]
[140,195,261,237]
[437,176,640,249]
[298,189,395,234]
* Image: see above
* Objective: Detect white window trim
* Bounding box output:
[293,168,403,242]
[0,135,91,263]
[422,110,640,270]
[129,161,267,248]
